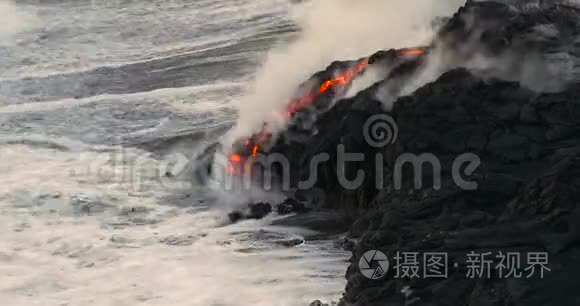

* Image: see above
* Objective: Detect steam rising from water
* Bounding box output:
[387,6,580,108]
[232,0,466,138]
[0,1,35,41]
[0,145,346,306]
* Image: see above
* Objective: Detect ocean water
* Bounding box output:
[0,1,349,305]
[0,0,473,304]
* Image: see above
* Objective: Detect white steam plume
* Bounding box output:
[384,4,580,108]
[214,0,466,207]
[230,0,466,141]
[0,0,36,41]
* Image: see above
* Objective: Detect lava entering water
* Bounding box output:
[228,59,369,167]
[227,47,427,174]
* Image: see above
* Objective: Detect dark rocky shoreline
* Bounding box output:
[171,1,580,305]
[244,1,580,305]
[338,69,580,306]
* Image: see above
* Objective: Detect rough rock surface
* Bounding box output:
[254,1,580,305]
[173,0,580,304]
[228,202,273,223]
[341,69,580,306]
[334,2,580,305]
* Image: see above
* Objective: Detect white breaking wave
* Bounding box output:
[0,143,348,306]
[0,1,350,303]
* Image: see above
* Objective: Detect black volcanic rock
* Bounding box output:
[329,2,580,303]
[174,1,580,305]
[228,202,273,223]
[276,198,309,215]
[338,66,580,306]
[250,1,580,306]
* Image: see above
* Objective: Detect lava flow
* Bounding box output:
[227,58,370,168]
[227,47,428,174]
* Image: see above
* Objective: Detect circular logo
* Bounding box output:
[363,114,398,148]
[359,250,389,280]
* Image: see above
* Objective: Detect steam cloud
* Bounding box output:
[387,1,580,108]
[231,0,466,141]
[0,0,35,41]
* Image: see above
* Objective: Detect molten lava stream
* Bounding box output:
[226,59,371,174]
[254,60,368,146]
[226,48,428,175]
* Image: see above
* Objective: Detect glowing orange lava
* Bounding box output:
[226,48,427,173]
[229,154,242,163]
[227,58,370,166]
[398,48,426,56]
[251,145,259,156]
[284,59,369,118]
